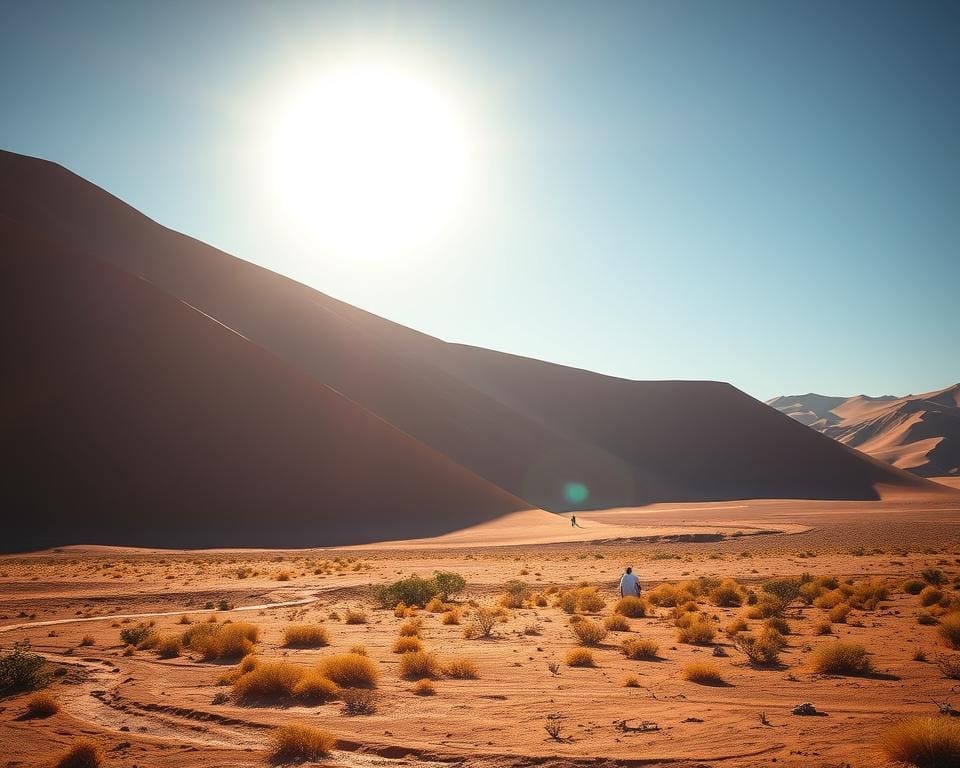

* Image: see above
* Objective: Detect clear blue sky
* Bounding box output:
[2,1,958,401]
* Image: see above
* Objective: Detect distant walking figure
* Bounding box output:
[619,566,641,598]
[570,515,577,527]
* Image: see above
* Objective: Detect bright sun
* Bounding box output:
[268,58,475,260]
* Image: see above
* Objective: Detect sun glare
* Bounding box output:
[268,57,475,261]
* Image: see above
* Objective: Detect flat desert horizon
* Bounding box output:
[3,3,960,767]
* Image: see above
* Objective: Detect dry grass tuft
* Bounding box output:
[291,671,340,703]
[557,586,606,614]
[411,678,436,695]
[441,609,461,625]
[681,662,725,685]
[398,618,423,637]
[270,723,336,761]
[709,578,746,607]
[881,716,960,767]
[614,596,647,618]
[676,616,716,645]
[232,660,303,700]
[391,636,424,654]
[155,634,182,659]
[54,738,103,768]
[809,640,873,675]
[399,650,441,680]
[26,692,60,717]
[621,637,660,660]
[604,614,630,632]
[320,653,379,688]
[571,618,609,646]
[623,674,641,687]
[937,614,960,649]
[564,648,596,667]
[443,656,480,679]
[921,586,945,608]
[828,603,851,624]
[283,624,330,648]
[183,621,259,660]
[344,609,368,625]
[734,627,786,666]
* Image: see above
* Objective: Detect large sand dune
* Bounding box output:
[0,149,948,551]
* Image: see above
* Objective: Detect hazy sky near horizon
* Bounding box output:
[2,1,958,401]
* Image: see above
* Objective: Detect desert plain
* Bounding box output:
[4,491,960,768]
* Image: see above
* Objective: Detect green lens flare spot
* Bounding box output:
[563,482,589,504]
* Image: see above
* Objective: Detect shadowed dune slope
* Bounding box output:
[0,215,527,552]
[0,149,944,541]
[429,344,936,503]
[769,386,960,477]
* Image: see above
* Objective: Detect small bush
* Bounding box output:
[725,618,749,636]
[283,623,330,648]
[676,617,716,645]
[441,609,460,625]
[500,580,531,608]
[183,621,259,660]
[398,618,423,637]
[938,614,960,649]
[828,603,851,623]
[734,627,786,666]
[849,578,889,610]
[557,586,606,614]
[646,582,694,607]
[270,723,336,761]
[375,573,464,608]
[156,635,182,659]
[433,571,467,600]
[814,620,833,635]
[411,678,436,695]
[54,738,103,768]
[921,586,945,607]
[764,616,791,635]
[344,609,367,625]
[810,641,873,675]
[621,637,659,660]
[623,674,641,687]
[920,613,940,625]
[0,646,47,694]
[761,577,802,612]
[340,687,377,715]
[571,619,608,646]
[463,607,498,639]
[604,614,630,632]
[904,578,928,595]
[564,648,596,667]
[443,657,479,679]
[392,636,424,654]
[399,651,441,680]
[922,568,948,586]
[614,596,647,618]
[709,578,746,607]
[120,623,157,648]
[349,644,368,656]
[79,635,95,647]
[320,653,379,688]
[26,692,60,717]
[936,655,960,679]
[425,597,445,613]
[881,716,960,767]
[682,662,725,685]
[291,671,340,703]
[233,660,303,700]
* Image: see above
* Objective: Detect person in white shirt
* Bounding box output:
[619,566,641,598]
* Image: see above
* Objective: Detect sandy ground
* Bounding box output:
[3,494,960,768]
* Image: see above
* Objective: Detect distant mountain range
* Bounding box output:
[0,149,946,551]
[767,385,960,477]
